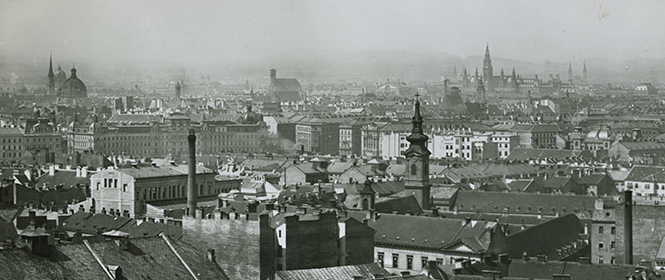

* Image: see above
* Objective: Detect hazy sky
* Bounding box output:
[1,0,664,64]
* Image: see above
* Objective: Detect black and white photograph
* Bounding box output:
[0,0,663,279]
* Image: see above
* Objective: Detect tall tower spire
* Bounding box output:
[483,43,493,90]
[452,65,458,81]
[568,62,573,84]
[403,92,431,210]
[47,52,55,95]
[583,61,588,84]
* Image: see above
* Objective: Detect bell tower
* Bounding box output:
[403,92,431,210]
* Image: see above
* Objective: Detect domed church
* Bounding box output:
[46,53,87,98]
[59,67,87,98]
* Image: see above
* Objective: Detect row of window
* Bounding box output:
[377,252,447,270]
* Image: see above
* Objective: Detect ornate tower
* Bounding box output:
[583,62,588,84]
[403,93,431,210]
[452,65,458,82]
[512,68,519,91]
[568,62,573,84]
[47,53,55,95]
[175,82,181,98]
[483,43,493,88]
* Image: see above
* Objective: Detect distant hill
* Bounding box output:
[3,48,665,87]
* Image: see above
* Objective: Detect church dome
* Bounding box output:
[60,67,87,98]
[53,65,68,87]
[238,104,262,124]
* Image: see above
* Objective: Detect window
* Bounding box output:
[611,257,616,264]
[392,254,399,268]
[611,241,615,249]
[377,252,384,267]
[436,258,443,265]
[611,227,616,234]
[599,226,604,234]
[123,184,127,192]
[421,257,428,268]
[410,164,417,176]
[406,255,413,270]
[599,242,604,249]
[598,257,603,264]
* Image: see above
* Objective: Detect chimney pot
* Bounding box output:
[207,249,216,262]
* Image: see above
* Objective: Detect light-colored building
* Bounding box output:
[90,161,240,218]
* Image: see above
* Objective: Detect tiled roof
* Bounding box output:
[359,213,493,251]
[430,185,459,200]
[452,190,597,218]
[275,263,389,280]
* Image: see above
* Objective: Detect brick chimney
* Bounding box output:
[624,190,633,264]
[187,129,197,217]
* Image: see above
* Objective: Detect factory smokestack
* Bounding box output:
[624,190,633,265]
[187,129,197,217]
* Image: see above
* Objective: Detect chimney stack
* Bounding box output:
[624,190,633,264]
[187,129,197,217]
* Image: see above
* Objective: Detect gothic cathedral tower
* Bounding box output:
[47,53,55,95]
[568,62,573,85]
[483,44,493,89]
[403,93,431,210]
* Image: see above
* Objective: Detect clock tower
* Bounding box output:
[403,93,431,209]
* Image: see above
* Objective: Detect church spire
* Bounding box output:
[568,61,573,83]
[403,92,431,209]
[48,52,54,78]
[47,52,55,95]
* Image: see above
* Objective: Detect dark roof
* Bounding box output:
[0,236,229,280]
[452,190,597,218]
[275,263,389,280]
[508,258,636,280]
[273,78,302,92]
[375,195,424,215]
[41,188,87,208]
[358,213,492,252]
[35,170,91,187]
[61,212,133,235]
[506,214,586,261]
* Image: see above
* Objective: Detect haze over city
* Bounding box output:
[1,0,664,64]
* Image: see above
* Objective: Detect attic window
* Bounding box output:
[411,238,415,242]
[396,236,400,240]
[382,235,386,239]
